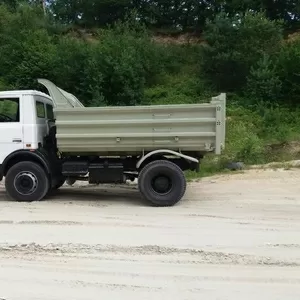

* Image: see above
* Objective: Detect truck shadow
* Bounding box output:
[0,185,146,206]
[49,186,144,205]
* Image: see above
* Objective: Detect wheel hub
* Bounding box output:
[14,172,38,195]
[151,175,172,195]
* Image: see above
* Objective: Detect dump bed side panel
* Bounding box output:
[54,101,224,156]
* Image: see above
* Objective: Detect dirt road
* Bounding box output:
[0,169,300,300]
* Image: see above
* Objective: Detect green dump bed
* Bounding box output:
[38,79,226,156]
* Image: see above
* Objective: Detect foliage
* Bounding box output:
[246,54,282,102]
[144,72,214,105]
[47,0,300,32]
[0,79,8,91]
[221,106,265,164]
[258,105,300,143]
[50,0,133,27]
[276,39,300,105]
[51,37,89,103]
[0,5,168,106]
[0,4,55,89]
[1,0,299,33]
[200,12,283,92]
[79,20,168,106]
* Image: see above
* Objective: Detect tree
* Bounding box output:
[276,39,300,104]
[0,0,19,9]
[218,0,300,31]
[246,54,282,101]
[50,0,133,27]
[48,0,300,32]
[200,12,283,91]
[0,4,56,89]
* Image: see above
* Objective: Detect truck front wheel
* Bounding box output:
[138,160,186,207]
[53,178,65,190]
[5,161,50,202]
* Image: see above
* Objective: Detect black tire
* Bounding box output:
[45,178,65,198]
[5,161,50,202]
[138,160,186,207]
[54,178,65,190]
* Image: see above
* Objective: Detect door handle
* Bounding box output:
[12,139,22,143]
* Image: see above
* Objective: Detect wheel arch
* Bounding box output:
[2,150,51,177]
[136,149,199,170]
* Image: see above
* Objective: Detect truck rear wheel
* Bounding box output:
[5,161,49,202]
[138,160,186,207]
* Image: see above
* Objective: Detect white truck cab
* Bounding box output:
[0,90,54,168]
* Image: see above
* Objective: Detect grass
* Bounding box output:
[185,161,234,181]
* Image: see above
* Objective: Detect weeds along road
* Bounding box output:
[0,169,300,300]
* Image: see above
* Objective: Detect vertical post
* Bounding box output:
[219,93,226,151]
[211,93,226,155]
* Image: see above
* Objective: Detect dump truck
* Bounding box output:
[0,79,226,206]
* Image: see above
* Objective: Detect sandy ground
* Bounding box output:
[0,169,300,300]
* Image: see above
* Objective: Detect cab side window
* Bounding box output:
[36,101,45,118]
[46,104,54,120]
[0,98,20,123]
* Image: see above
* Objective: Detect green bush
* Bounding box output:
[51,37,89,104]
[246,54,282,102]
[0,6,169,106]
[0,79,8,91]
[0,4,56,89]
[276,39,300,105]
[222,106,265,164]
[201,12,283,92]
[259,105,300,143]
[143,72,214,105]
[159,44,202,74]
[79,21,166,106]
[4,29,56,89]
[222,103,300,164]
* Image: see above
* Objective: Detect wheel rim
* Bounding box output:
[151,174,173,195]
[14,172,38,196]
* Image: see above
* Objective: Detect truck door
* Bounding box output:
[35,99,48,146]
[0,97,24,164]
